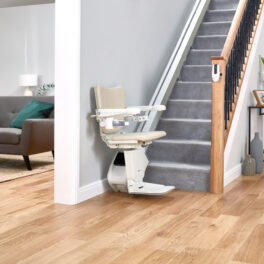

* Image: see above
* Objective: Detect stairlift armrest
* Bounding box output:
[91,105,165,119]
[91,105,166,128]
[93,108,141,118]
[127,105,166,112]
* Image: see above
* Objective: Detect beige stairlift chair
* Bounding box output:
[93,86,174,195]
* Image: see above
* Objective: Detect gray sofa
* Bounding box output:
[0,96,54,170]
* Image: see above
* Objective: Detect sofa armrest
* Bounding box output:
[20,119,54,155]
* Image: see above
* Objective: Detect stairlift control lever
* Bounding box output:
[100,118,129,129]
[212,64,221,82]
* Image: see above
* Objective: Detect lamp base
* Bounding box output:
[24,87,33,96]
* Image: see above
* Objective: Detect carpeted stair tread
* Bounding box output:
[181,65,211,82]
[145,162,210,192]
[164,99,211,119]
[171,81,212,100]
[193,35,227,49]
[186,49,221,65]
[204,9,236,22]
[148,139,211,165]
[209,0,240,10]
[158,118,211,141]
[198,21,232,35]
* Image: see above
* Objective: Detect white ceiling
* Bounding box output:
[0,0,54,8]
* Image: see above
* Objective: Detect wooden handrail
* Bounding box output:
[210,0,264,194]
[221,0,248,60]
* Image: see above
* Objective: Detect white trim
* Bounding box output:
[224,163,242,187]
[54,0,81,205]
[77,179,110,203]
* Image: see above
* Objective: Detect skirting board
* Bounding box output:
[224,163,242,187]
[78,178,110,203]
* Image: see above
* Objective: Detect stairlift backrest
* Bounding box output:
[95,86,126,134]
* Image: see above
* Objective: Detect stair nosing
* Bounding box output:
[149,161,210,171]
[189,49,222,52]
[183,65,211,68]
[161,118,211,123]
[169,99,211,103]
[201,21,232,25]
[156,139,211,146]
[207,9,236,13]
[196,34,227,38]
[177,81,211,84]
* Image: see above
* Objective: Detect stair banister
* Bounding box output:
[221,0,248,61]
[210,0,263,194]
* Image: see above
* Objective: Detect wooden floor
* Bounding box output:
[0,171,264,264]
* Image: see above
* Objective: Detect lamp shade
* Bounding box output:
[19,74,38,87]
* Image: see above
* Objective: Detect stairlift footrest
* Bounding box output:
[128,181,175,195]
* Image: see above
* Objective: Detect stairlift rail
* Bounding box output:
[139,0,210,133]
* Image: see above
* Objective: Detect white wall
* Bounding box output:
[0,0,54,8]
[0,4,55,96]
[224,7,264,185]
[80,0,196,188]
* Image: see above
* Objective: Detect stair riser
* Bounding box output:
[164,100,211,119]
[209,0,239,10]
[186,50,221,65]
[193,36,226,49]
[204,10,236,22]
[198,22,231,35]
[171,83,211,100]
[158,120,211,141]
[147,142,211,165]
[181,66,211,82]
[145,166,210,192]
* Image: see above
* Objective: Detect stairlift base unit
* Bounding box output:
[108,150,175,195]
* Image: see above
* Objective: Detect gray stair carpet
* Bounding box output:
[145,0,239,192]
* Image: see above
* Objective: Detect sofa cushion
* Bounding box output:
[0,128,22,145]
[10,100,54,129]
[0,96,54,127]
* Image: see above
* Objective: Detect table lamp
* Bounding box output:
[19,74,38,96]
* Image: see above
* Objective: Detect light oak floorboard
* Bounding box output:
[0,170,264,263]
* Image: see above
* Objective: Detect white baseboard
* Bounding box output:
[77,178,110,203]
[224,163,242,187]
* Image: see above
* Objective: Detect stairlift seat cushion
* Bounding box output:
[95,86,126,134]
[111,131,166,143]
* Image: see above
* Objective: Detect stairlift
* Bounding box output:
[92,86,175,195]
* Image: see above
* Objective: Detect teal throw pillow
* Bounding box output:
[10,100,54,129]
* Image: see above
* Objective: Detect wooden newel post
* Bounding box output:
[210,56,226,194]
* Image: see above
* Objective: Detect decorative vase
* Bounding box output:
[242,155,256,176]
[250,132,263,173]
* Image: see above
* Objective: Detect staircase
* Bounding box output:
[145,0,240,192]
